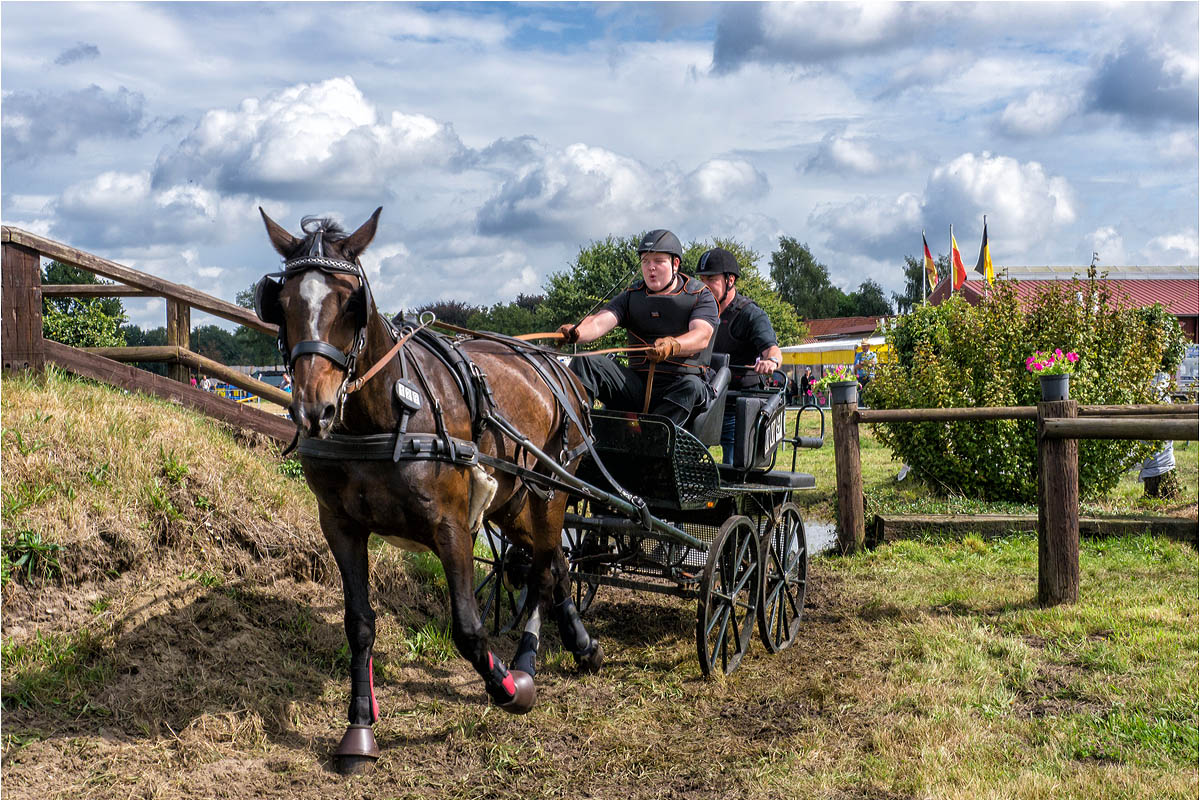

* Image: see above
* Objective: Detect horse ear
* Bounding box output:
[260,207,301,257]
[341,207,382,261]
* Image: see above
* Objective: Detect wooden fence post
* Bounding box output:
[2,241,45,372]
[1037,398,1079,605]
[166,299,190,384]
[832,386,865,553]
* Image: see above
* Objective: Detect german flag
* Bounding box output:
[951,226,967,290]
[975,217,994,286]
[922,232,938,289]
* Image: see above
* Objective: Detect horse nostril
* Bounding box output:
[319,404,336,427]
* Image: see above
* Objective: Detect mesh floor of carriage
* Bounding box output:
[577,411,725,512]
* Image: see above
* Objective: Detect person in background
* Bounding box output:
[280,372,293,393]
[799,366,814,405]
[693,247,783,464]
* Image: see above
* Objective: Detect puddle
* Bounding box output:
[805,520,838,554]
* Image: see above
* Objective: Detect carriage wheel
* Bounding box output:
[561,498,601,615]
[696,515,761,677]
[473,522,529,635]
[757,502,808,653]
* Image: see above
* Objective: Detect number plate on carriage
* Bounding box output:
[394,379,422,411]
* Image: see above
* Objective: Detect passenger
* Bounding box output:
[559,229,719,427]
[694,247,783,465]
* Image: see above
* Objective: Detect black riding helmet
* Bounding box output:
[695,247,740,278]
[637,229,683,264]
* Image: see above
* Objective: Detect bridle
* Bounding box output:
[253,232,432,423]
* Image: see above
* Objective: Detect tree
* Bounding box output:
[467,301,539,336]
[768,238,843,321]
[893,253,951,314]
[681,238,807,346]
[414,299,482,328]
[234,282,283,365]
[836,279,893,317]
[41,260,126,348]
[538,235,643,350]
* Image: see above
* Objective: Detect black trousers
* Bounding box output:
[569,356,709,427]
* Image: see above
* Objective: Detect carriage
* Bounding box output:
[473,351,826,677]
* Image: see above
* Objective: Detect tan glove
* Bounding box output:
[649,336,681,363]
[557,324,580,344]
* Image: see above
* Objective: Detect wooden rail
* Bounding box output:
[832,385,1198,606]
[1,226,292,443]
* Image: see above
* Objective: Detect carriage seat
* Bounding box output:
[687,352,731,447]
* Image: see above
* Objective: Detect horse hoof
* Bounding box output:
[335,754,377,775]
[498,669,536,715]
[334,724,379,774]
[576,640,604,674]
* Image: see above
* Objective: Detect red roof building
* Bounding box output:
[928,266,1199,341]
[802,315,886,344]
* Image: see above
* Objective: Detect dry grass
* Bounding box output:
[2,370,1196,798]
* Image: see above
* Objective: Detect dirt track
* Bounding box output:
[2,560,882,799]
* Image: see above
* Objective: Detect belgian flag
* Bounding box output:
[975,217,994,286]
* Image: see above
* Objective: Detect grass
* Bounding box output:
[1,368,1196,798]
[779,407,1199,523]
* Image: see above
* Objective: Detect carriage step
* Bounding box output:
[716,466,816,489]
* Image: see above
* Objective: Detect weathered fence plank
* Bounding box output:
[857,406,1037,422]
[45,340,294,442]
[1038,399,1080,606]
[166,299,191,384]
[871,514,1198,547]
[2,241,44,372]
[832,392,865,553]
[1,226,273,334]
[1044,417,1199,441]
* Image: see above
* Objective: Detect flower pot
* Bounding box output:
[829,380,858,405]
[1039,373,1070,402]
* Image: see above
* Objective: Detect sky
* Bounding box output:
[2,1,1198,329]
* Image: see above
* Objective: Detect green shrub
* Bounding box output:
[869,271,1182,501]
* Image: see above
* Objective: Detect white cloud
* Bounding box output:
[152,77,467,198]
[807,131,883,175]
[1145,231,1199,265]
[808,192,923,261]
[53,170,262,249]
[923,152,1077,250]
[686,158,768,204]
[1085,226,1126,267]
[998,90,1080,138]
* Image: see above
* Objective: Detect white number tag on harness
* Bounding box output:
[394,379,422,411]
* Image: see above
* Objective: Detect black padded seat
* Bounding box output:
[688,352,731,447]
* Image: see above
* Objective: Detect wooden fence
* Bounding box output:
[2,226,294,443]
[830,382,1199,605]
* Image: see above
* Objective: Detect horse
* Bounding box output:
[254,207,604,774]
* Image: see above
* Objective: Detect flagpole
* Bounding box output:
[982,215,988,298]
[949,224,954,295]
[921,228,927,306]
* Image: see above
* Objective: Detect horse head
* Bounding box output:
[257,206,382,438]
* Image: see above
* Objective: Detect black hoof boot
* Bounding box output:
[576,640,604,674]
[334,725,379,775]
[497,669,536,715]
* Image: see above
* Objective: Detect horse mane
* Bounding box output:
[298,215,349,255]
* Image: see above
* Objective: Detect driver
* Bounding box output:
[694,247,783,464]
[558,229,718,426]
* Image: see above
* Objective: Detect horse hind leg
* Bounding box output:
[439,521,537,714]
[551,545,604,673]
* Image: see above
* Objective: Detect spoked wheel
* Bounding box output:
[696,515,762,677]
[561,498,602,614]
[758,502,808,653]
[473,522,530,635]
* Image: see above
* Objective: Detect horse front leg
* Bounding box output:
[439,522,536,714]
[321,510,381,774]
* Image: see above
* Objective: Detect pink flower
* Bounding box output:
[1033,362,1044,371]
[1054,348,1064,358]
[1066,352,1078,363]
